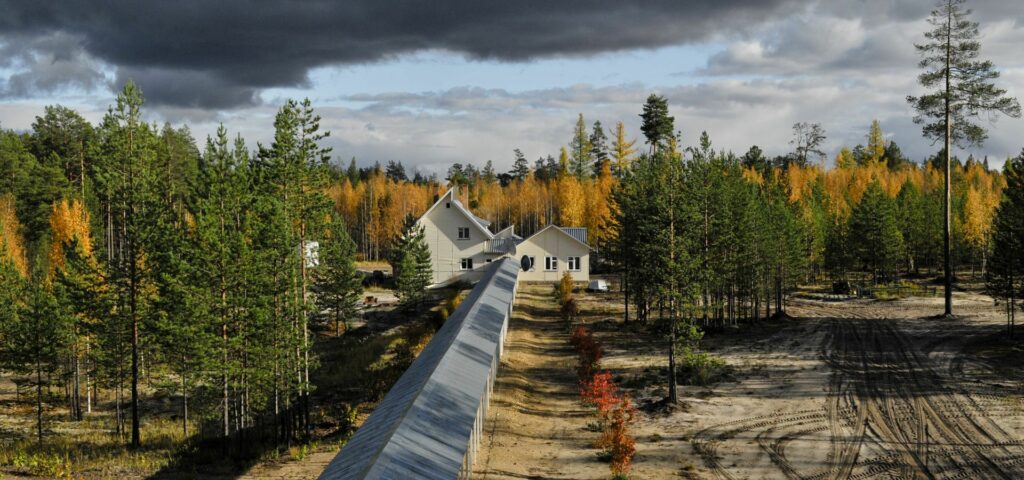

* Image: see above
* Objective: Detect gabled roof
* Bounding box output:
[493,224,521,240]
[418,188,493,239]
[521,224,590,249]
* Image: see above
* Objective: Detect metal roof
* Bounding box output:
[319,258,520,480]
[484,237,521,254]
[558,227,588,246]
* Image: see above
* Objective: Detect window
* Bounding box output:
[457,227,470,240]
[567,256,581,271]
[460,258,474,270]
[446,202,451,208]
[485,258,493,263]
[544,256,558,271]
[528,256,536,272]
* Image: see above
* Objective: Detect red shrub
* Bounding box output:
[581,371,618,417]
[570,326,603,381]
[605,394,638,476]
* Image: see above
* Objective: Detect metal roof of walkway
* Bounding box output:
[319,257,520,480]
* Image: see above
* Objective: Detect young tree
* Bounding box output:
[1,274,72,445]
[908,0,1021,315]
[986,151,1024,336]
[316,213,363,336]
[393,223,432,309]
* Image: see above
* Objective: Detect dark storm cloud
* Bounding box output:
[0,0,797,108]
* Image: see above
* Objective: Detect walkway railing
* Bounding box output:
[319,257,520,480]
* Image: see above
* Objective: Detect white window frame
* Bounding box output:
[544,256,558,271]
[457,227,470,240]
[528,256,536,272]
[460,258,474,270]
[567,256,581,271]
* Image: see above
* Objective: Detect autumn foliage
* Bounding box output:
[570,325,603,382]
[603,394,638,476]
[47,197,93,278]
[0,194,28,277]
[569,324,637,476]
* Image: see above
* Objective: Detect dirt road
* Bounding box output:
[473,284,601,480]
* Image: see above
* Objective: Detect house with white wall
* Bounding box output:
[416,188,590,286]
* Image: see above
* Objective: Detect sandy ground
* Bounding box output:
[473,284,602,479]
[476,286,1024,479]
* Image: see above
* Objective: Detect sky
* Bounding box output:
[1,0,1023,175]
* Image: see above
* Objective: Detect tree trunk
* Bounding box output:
[668,319,678,404]
[943,4,954,317]
[73,340,81,421]
[182,364,189,436]
[131,268,140,447]
[36,341,43,446]
[623,271,630,323]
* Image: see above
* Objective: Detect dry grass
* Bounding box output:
[0,415,188,479]
[1,286,453,479]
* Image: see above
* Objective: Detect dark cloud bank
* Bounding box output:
[0,0,800,107]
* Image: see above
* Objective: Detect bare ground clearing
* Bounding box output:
[476,285,1024,479]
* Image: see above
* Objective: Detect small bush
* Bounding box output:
[581,371,618,419]
[678,350,729,386]
[570,326,603,382]
[604,395,638,477]
[561,298,580,321]
[556,271,574,306]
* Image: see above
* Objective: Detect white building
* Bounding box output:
[416,188,590,286]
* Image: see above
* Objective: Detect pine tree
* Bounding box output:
[346,157,359,185]
[96,81,160,447]
[30,105,94,196]
[589,120,609,176]
[393,223,432,309]
[639,94,674,154]
[194,124,247,438]
[986,151,1024,336]
[896,181,927,273]
[385,160,407,182]
[1,273,72,445]
[569,114,592,180]
[316,212,363,336]
[908,0,1021,315]
[849,181,905,281]
[511,149,530,181]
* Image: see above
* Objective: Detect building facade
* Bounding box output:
[417,188,589,286]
